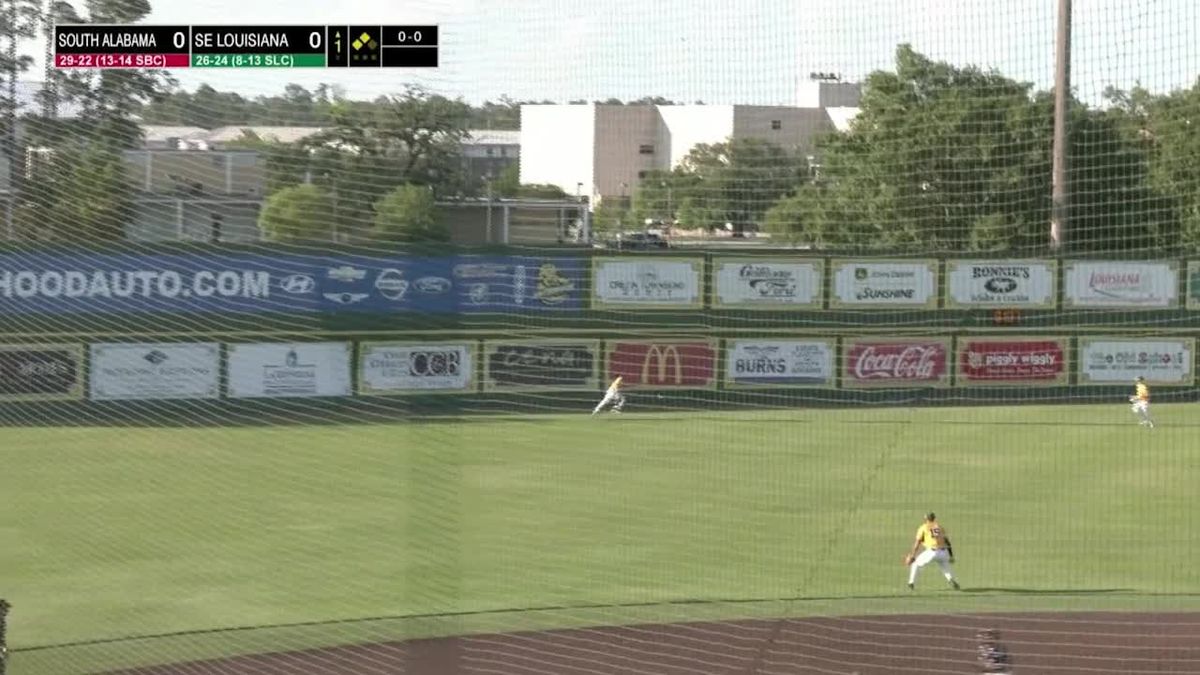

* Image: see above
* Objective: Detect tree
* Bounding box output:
[294,86,472,234]
[784,44,1168,254]
[35,141,133,241]
[1105,81,1200,252]
[371,184,448,243]
[74,0,174,145]
[226,131,310,193]
[491,163,519,197]
[258,184,335,242]
[673,138,805,232]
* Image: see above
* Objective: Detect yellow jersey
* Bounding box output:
[607,377,623,393]
[917,522,948,550]
[1135,382,1149,401]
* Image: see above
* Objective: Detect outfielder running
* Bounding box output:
[1130,376,1154,428]
[905,512,960,591]
[592,376,625,415]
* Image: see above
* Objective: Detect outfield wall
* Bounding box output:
[1,245,1197,420]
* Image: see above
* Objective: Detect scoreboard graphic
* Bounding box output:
[54,24,438,69]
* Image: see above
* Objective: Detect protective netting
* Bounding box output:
[3,1,1200,674]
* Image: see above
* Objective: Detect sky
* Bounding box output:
[31,0,1200,105]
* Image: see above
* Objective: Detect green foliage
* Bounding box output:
[672,139,805,231]
[631,169,684,224]
[371,184,449,243]
[257,183,335,242]
[29,143,133,242]
[491,163,520,196]
[591,201,631,235]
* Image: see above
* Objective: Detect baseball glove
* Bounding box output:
[903,554,915,566]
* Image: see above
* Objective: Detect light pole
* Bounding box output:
[485,174,493,243]
[661,180,672,226]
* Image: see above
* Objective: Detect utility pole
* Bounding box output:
[1050,0,1071,251]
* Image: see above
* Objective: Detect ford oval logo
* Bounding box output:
[414,276,452,294]
[984,277,1017,293]
[280,274,316,294]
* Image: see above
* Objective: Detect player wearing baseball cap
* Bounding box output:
[904,512,961,591]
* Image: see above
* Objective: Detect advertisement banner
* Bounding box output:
[945,260,1057,308]
[1078,338,1194,385]
[89,342,220,401]
[724,339,834,388]
[842,337,951,388]
[1064,261,1178,309]
[956,337,1068,386]
[0,252,586,315]
[605,340,717,389]
[359,342,476,394]
[227,342,352,398]
[711,258,823,309]
[591,258,704,309]
[484,340,600,391]
[0,344,83,401]
[830,260,938,308]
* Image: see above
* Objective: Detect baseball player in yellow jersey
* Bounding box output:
[905,512,960,591]
[592,376,626,415]
[1130,376,1154,428]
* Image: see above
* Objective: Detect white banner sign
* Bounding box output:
[712,258,823,309]
[359,342,475,394]
[946,260,1056,308]
[90,343,220,401]
[1064,261,1178,308]
[831,260,938,308]
[591,257,703,309]
[725,340,834,387]
[1078,338,1194,385]
[227,342,352,398]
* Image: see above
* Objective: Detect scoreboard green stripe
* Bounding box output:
[190,53,327,68]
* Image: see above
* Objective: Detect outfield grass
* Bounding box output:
[4,402,1200,673]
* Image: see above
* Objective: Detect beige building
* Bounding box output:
[519,82,861,206]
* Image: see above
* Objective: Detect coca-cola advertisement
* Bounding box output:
[842,338,951,388]
[957,337,1068,386]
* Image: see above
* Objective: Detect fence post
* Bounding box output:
[0,598,11,675]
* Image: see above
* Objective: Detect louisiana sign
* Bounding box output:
[605,340,717,389]
[1064,261,1178,309]
[955,337,1068,386]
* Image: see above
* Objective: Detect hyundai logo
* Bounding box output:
[280,274,316,294]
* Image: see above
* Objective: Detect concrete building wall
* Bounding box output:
[731,106,833,155]
[655,105,735,169]
[592,105,662,201]
[519,104,595,197]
